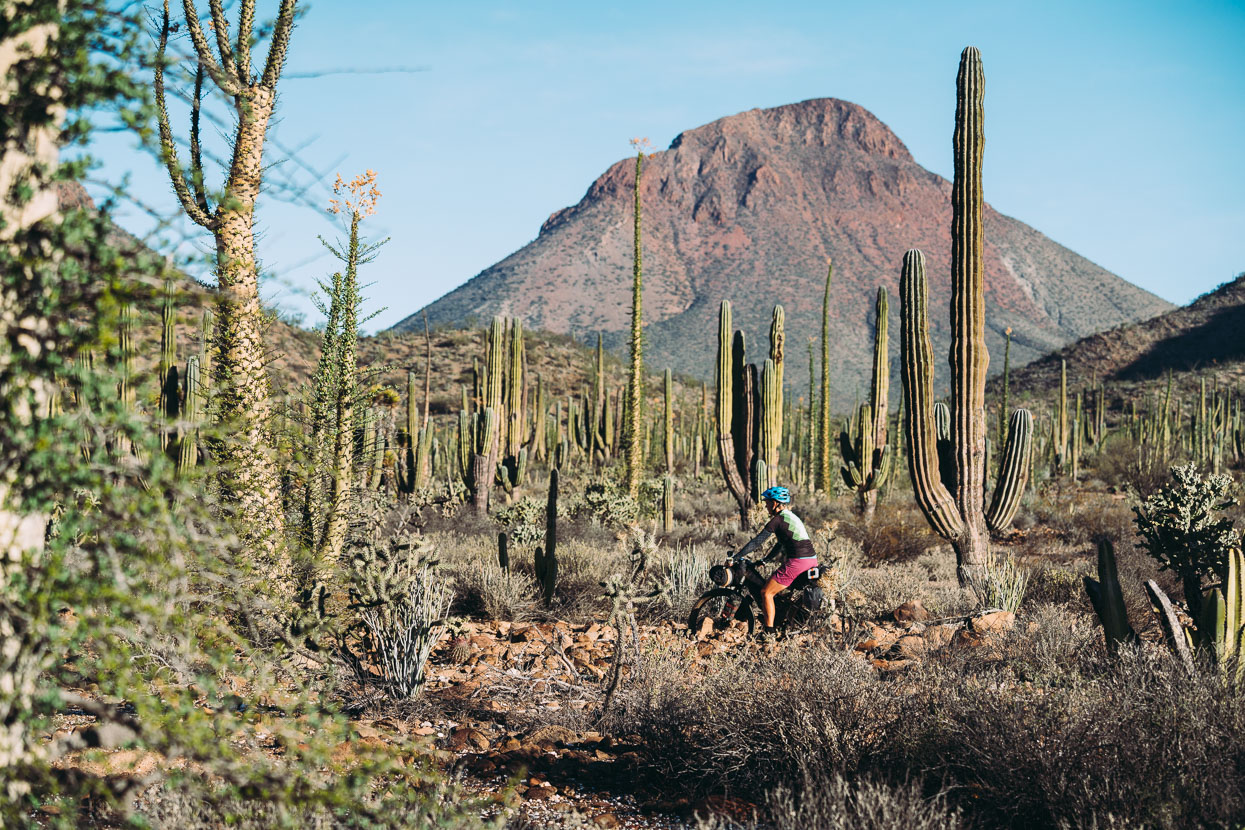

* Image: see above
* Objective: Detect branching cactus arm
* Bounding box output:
[900,249,963,540]
[985,408,1033,532]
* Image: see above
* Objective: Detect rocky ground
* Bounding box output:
[40,600,1022,828]
[410,602,1020,827]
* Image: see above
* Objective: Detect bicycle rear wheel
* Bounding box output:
[687,589,756,639]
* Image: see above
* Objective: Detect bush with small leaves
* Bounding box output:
[494,496,546,546]
[1134,462,1240,615]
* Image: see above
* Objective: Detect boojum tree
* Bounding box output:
[316,171,383,568]
[154,0,299,568]
[624,137,652,495]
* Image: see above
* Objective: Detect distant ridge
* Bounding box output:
[403,99,1169,399]
[1004,273,1245,396]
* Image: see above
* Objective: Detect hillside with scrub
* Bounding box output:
[3,5,1244,830]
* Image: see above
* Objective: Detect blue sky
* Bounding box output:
[91,0,1245,331]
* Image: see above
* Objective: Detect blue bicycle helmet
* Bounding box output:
[760,486,790,504]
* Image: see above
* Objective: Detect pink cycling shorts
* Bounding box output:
[771,557,818,587]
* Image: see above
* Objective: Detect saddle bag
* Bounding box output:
[801,583,825,613]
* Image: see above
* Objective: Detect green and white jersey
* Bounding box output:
[738,508,816,561]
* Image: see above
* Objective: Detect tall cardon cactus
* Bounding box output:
[898,47,1032,583]
[177,354,202,476]
[158,279,180,453]
[840,286,892,520]
[467,317,504,513]
[758,305,784,489]
[715,300,753,528]
[497,317,528,497]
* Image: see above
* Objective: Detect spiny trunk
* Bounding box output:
[860,489,878,524]
[213,89,287,573]
[817,260,833,492]
[318,213,360,566]
[624,152,644,495]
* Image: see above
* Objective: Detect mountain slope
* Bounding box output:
[1003,273,1245,396]
[395,98,1170,400]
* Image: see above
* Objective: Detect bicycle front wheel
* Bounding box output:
[687,589,756,639]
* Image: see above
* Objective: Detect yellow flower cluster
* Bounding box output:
[327,169,382,217]
[629,136,655,158]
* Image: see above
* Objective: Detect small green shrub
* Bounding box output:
[1134,462,1240,610]
[494,496,546,546]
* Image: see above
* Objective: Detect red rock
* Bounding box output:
[892,633,928,659]
[971,611,1016,634]
[447,727,489,752]
[594,814,621,828]
[923,624,957,650]
[893,600,932,623]
[525,725,577,746]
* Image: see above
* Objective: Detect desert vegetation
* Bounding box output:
[2,5,1243,829]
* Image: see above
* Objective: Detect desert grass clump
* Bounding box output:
[966,553,1029,612]
[662,545,710,608]
[542,537,629,620]
[1023,563,1087,607]
[615,647,904,795]
[892,649,1245,827]
[755,775,962,830]
[850,500,943,563]
[999,602,1101,684]
[850,562,974,619]
[456,561,536,621]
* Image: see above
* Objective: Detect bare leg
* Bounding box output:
[762,577,784,628]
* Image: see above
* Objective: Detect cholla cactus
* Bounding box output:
[600,526,669,715]
[1134,462,1241,620]
[342,507,451,699]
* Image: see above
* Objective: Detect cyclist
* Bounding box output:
[732,486,818,636]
